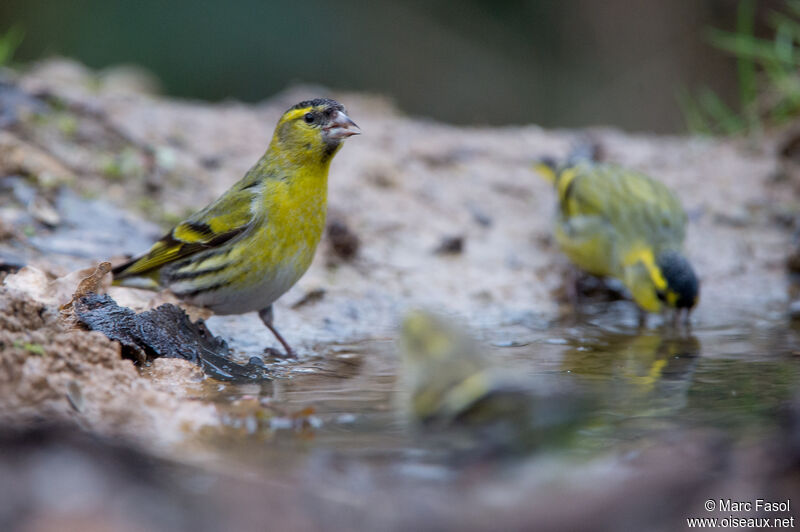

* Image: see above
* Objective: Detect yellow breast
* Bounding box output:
[265,169,327,266]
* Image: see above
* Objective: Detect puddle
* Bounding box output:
[101,303,792,529]
[190,305,800,484]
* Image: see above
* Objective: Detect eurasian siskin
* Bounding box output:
[399,310,588,455]
[536,151,699,322]
[112,98,359,356]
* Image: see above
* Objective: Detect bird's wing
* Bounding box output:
[112,178,261,280]
[612,169,687,245]
[560,164,686,243]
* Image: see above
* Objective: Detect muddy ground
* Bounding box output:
[1,59,799,531]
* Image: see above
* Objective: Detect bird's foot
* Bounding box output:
[263,346,296,360]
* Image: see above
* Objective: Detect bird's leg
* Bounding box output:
[565,265,582,306]
[258,305,296,358]
[671,308,682,328]
[637,308,648,329]
[680,308,693,328]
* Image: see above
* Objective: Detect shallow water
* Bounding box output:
[192,300,800,491]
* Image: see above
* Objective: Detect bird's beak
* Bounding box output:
[324,110,360,140]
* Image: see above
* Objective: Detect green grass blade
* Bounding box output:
[707,30,785,64]
[0,26,24,66]
[676,88,713,135]
[698,88,747,135]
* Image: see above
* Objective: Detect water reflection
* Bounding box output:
[195,305,800,478]
[561,328,700,415]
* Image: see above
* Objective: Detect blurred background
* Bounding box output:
[0,0,769,133]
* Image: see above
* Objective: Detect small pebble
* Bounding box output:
[291,288,326,309]
[491,340,530,348]
[270,417,294,430]
[434,235,464,255]
[467,204,492,227]
[337,413,357,424]
[65,380,84,413]
[326,219,360,261]
[248,356,265,367]
[545,338,568,345]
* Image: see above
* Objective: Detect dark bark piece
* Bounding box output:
[73,293,269,382]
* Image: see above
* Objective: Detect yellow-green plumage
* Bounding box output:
[538,159,699,314]
[112,98,359,354]
[400,310,493,423]
[399,310,589,453]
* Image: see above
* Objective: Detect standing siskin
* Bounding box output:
[112,98,359,356]
[536,151,699,323]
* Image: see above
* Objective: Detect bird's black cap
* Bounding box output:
[657,250,699,309]
[289,98,344,112]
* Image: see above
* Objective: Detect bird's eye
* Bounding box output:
[304,112,315,124]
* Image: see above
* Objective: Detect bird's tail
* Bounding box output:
[532,157,560,184]
[110,256,161,289]
[533,138,603,185]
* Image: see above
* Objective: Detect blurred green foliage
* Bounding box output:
[1,0,739,132]
[681,0,800,135]
[0,25,23,66]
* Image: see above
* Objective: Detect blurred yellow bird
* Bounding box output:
[399,310,588,453]
[112,98,359,356]
[536,152,699,322]
[400,310,493,424]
